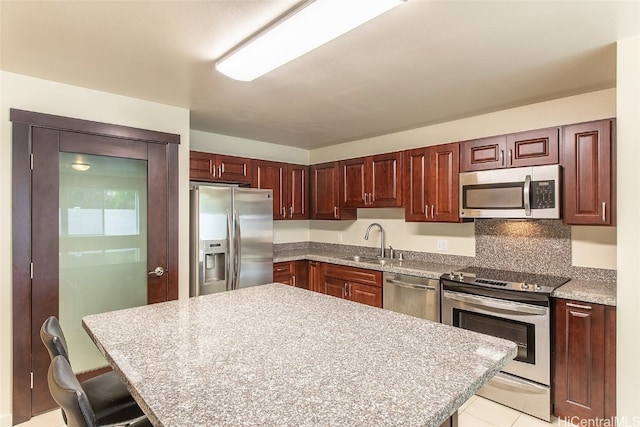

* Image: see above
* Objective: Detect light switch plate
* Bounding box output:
[437,240,448,251]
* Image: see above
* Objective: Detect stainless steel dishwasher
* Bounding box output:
[382,272,440,322]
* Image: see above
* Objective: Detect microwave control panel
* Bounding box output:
[531,180,556,209]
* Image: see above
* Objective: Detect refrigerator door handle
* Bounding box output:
[226,208,233,291]
[234,209,241,290]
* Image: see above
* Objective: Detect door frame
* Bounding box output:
[10,109,180,424]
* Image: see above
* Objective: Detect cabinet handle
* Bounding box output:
[508,149,512,165]
[364,193,368,205]
[348,283,352,297]
[218,165,222,177]
[566,302,593,310]
[369,193,374,204]
[211,161,215,177]
[292,275,296,287]
[281,207,286,218]
[500,150,504,166]
[602,202,606,222]
[290,206,294,218]
[343,283,348,298]
[333,206,338,218]
[431,205,435,219]
[425,205,429,220]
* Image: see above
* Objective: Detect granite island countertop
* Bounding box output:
[83,284,517,427]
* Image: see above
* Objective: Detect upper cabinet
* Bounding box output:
[309,162,356,220]
[460,127,559,172]
[562,119,615,226]
[404,143,460,222]
[190,151,253,184]
[253,160,309,220]
[340,152,403,208]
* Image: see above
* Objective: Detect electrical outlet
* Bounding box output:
[275,232,281,242]
[338,233,343,243]
[436,239,448,251]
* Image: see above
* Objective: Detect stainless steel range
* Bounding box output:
[440,267,570,422]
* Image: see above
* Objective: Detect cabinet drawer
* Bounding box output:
[322,263,381,287]
[273,261,295,283]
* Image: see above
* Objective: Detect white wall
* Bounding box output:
[0,71,191,426]
[616,35,640,420]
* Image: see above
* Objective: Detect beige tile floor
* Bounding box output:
[16,395,577,427]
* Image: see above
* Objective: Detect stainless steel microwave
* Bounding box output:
[459,165,561,219]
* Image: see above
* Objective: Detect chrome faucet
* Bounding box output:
[364,222,385,259]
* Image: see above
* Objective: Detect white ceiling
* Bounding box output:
[1,1,639,149]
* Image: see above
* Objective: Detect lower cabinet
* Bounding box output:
[273,261,308,289]
[320,263,382,308]
[553,299,616,423]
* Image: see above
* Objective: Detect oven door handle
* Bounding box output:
[443,291,548,316]
[489,373,549,395]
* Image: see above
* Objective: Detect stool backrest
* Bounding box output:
[48,355,98,427]
[41,316,70,361]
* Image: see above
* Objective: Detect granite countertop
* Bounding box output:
[83,284,516,427]
[276,248,617,306]
[552,279,616,306]
[274,248,464,280]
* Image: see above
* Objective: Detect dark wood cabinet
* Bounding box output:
[553,299,616,424]
[404,142,460,222]
[320,263,382,308]
[273,261,308,289]
[460,127,559,172]
[308,260,321,292]
[310,162,355,220]
[254,160,309,220]
[340,152,402,208]
[562,119,615,226]
[190,151,252,184]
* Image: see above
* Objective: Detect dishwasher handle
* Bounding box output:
[385,277,436,291]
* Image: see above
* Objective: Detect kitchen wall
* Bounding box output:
[0,71,191,426]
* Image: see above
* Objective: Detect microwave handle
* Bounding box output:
[524,175,531,216]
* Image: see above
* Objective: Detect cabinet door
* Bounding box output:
[562,120,614,225]
[254,160,286,220]
[348,282,382,308]
[308,261,321,292]
[460,136,507,172]
[403,148,428,221]
[370,152,402,207]
[294,260,309,289]
[287,164,309,219]
[553,299,605,422]
[189,151,216,181]
[340,157,367,208]
[273,261,295,285]
[217,154,252,184]
[322,276,347,299]
[429,143,460,222]
[310,162,341,219]
[506,127,559,168]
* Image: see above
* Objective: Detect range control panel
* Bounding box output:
[531,180,556,209]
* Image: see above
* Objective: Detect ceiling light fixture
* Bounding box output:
[215,0,407,82]
[71,162,91,172]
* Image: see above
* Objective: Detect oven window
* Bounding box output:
[463,183,524,209]
[454,309,535,364]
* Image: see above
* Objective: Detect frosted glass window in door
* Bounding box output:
[59,153,147,372]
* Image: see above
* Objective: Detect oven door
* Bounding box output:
[442,289,550,386]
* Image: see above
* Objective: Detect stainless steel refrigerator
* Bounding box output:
[190,184,273,297]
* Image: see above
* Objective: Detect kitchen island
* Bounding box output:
[83,283,516,427]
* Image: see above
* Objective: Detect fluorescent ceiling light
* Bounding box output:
[216,0,406,82]
[71,162,91,172]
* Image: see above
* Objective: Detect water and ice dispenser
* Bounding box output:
[198,239,227,295]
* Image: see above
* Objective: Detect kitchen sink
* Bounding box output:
[338,255,393,266]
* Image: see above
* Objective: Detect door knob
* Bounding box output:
[148,266,165,277]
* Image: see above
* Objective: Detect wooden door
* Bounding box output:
[308,261,321,292]
[429,143,460,222]
[403,148,428,221]
[217,154,252,184]
[562,120,614,225]
[506,127,559,168]
[310,162,340,219]
[287,164,308,219]
[340,157,367,208]
[370,152,402,207]
[460,135,506,172]
[554,299,606,422]
[348,282,382,308]
[254,160,286,220]
[11,109,179,424]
